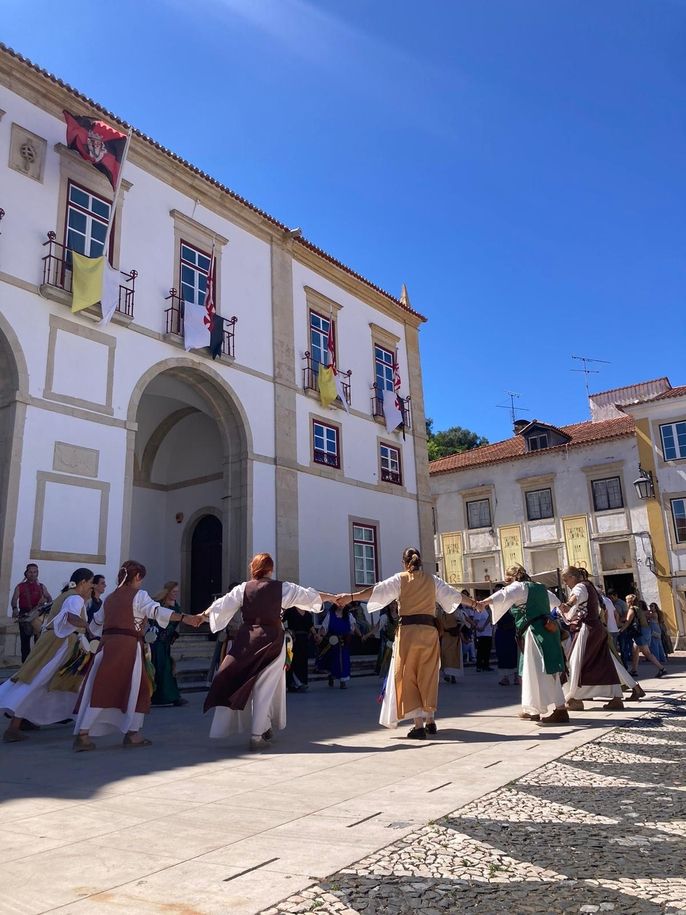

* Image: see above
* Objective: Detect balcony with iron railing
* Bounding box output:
[371,384,412,431]
[164,289,238,359]
[40,232,137,322]
[380,466,402,485]
[302,352,351,406]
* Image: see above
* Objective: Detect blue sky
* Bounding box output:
[4,0,684,442]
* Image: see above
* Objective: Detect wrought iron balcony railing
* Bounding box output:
[302,352,351,406]
[371,384,412,431]
[41,231,136,319]
[164,289,237,358]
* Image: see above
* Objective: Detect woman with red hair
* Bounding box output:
[201,553,334,750]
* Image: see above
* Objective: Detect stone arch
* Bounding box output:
[0,312,30,612]
[122,358,253,595]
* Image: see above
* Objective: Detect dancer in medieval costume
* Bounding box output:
[149,581,187,707]
[1,568,95,742]
[344,547,471,739]
[437,605,464,684]
[376,602,399,679]
[201,553,334,751]
[73,561,201,751]
[559,566,637,711]
[477,565,568,725]
[318,602,361,689]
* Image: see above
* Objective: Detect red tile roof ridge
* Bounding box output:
[589,376,671,398]
[429,415,636,475]
[0,42,425,322]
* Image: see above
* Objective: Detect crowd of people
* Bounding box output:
[1,551,674,751]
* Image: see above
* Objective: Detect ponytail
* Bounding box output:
[402,547,422,572]
[117,559,146,588]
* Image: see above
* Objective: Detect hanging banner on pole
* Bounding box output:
[499,524,524,571]
[563,515,593,572]
[440,532,464,585]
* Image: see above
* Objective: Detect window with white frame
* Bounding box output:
[312,420,340,468]
[660,422,686,461]
[671,499,686,543]
[380,443,402,485]
[467,498,491,529]
[527,432,549,452]
[309,310,334,372]
[374,344,394,394]
[525,488,554,520]
[65,181,111,260]
[353,523,378,585]
[592,476,624,511]
[179,241,211,306]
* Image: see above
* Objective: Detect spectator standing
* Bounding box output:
[651,603,674,658]
[647,603,667,666]
[285,606,316,692]
[622,595,665,678]
[470,605,494,672]
[10,564,52,661]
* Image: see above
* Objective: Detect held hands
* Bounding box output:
[334,593,351,607]
[184,613,205,629]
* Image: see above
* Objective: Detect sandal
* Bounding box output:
[122,736,153,748]
[72,736,95,752]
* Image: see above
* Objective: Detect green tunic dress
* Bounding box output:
[511,582,565,676]
[150,604,181,705]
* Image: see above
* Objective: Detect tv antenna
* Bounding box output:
[571,354,611,399]
[497,391,530,428]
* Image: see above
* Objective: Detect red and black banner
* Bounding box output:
[63,110,127,190]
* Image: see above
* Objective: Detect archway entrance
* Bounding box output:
[190,514,223,613]
[126,363,250,610]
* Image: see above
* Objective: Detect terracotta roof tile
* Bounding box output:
[590,376,670,398]
[644,385,686,402]
[429,416,636,475]
[0,42,425,323]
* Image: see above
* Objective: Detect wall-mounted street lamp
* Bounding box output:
[633,465,655,501]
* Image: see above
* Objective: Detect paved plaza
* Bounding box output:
[0,661,684,914]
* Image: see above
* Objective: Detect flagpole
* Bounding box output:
[103,127,132,263]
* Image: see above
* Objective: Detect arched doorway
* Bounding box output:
[0,318,29,610]
[124,361,252,609]
[190,514,223,613]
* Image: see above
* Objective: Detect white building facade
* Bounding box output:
[0,46,434,661]
[430,379,685,640]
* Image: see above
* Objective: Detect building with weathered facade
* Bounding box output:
[430,378,685,640]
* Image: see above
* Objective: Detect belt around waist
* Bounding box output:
[400,614,438,629]
[103,627,143,640]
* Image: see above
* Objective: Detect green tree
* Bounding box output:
[426,418,488,461]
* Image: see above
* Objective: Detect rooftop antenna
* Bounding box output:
[496,391,530,430]
[571,354,611,400]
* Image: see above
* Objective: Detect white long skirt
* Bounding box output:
[379,642,437,729]
[0,640,78,724]
[521,629,566,716]
[210,643,287,738]
[73,649,145,737]
[564,626,622,701]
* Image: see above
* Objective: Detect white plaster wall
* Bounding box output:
[152,413,222,484]
[251,461,277,559]
[297,474,420,592]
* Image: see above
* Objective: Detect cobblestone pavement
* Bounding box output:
[261,696,686,915]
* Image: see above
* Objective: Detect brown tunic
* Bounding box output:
[573,582,620,687]
[77,585,151,715]
[204,579,284,713]
[395,571,440,718]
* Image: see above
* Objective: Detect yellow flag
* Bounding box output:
[71,252,104,313]
[317,364,337,408]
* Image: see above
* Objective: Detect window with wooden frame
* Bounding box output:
[525,488,554,520]
[64,181,112,263]
[527,432,549,452]
[352,523,378,586]
[312,419,340,468]
[309,310,335,373]
[380,443,402,485]
[466,498,491,529]
[374,344,394,394]
[592,476,624,511]
[179,240,211,307]
[671,499,686,543]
